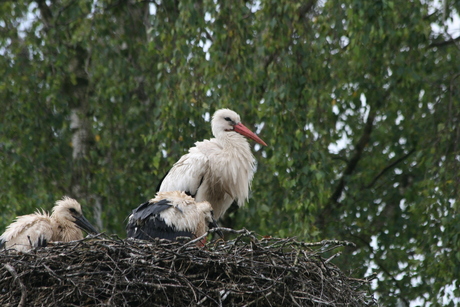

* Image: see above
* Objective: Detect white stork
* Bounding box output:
[126,191,220,245]
[0,196,98,252]
[158,108,267,220]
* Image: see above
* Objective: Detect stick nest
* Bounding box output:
[0,228,376,306]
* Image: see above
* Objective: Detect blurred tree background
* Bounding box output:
[0,0,459,305]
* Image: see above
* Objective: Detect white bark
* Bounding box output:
[70,108,103,231]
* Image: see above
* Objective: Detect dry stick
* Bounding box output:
[325,252,342,264]
[4,263,27,307]
[209,227,257,242]
[289,292,303,307]
[178,233,208,250]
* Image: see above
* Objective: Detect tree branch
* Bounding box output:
[429,35,460,48]
[316,77,403,228]
[203,28,214,43]
[364,148,416,189]
[331,109,376,204]
[36,0,53,29]
[298,0,316,19]
[346,231,411,307]
[316,109,375,229]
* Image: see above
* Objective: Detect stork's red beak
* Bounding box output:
[234,123,267,146]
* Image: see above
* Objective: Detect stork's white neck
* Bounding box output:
[215,131,251,150]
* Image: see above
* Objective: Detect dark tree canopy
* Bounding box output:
[0,0,459,305]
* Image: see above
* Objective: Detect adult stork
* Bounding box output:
[158,108,267,220]
[0,196,98,252]
[126,191,220,245]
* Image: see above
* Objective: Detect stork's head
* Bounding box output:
[211,109,267,146]
[52,197,98,235]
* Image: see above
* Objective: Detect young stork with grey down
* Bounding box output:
[0,196,98,252]
[126,191,221,245]
[158,108,267,220]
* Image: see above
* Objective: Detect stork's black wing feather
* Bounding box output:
[37,234,48,247]
[126,212,193,241]
[0,238,5,249]
[127,215,193,241]
[130,199,172,221]
[126,199,194,241]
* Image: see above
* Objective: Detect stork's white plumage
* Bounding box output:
[126,191,219,245]
[0,197,98,252]
[158,109,267,220]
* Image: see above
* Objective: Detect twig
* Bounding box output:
[4,263,27,307]
[365,148,416,189]
[324,252,342,264]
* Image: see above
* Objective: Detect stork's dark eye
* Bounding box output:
[224,117,232,122]
[69,208,78,214]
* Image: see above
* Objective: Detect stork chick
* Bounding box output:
[158,108,267,219]
[126,191,220,245]
[0,196,98,252]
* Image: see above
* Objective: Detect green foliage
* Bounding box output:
[0,0,459,305]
